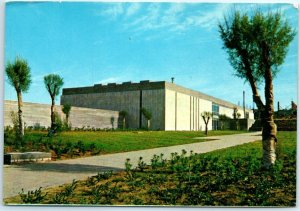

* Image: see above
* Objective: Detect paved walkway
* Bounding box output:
[3,132,261,198]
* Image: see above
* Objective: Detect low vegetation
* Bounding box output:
[5,132,296,206]
[4,129,246,160]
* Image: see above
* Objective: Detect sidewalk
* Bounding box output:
[3,131,261,198]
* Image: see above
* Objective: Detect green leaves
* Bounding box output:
[219,10,295,82]
[141,107,152,120]
[62,104,71,116]
[6,57,32,93]
[44,74,64,98]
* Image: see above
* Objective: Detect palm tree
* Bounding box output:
[141,108,152,130]
[44,74,64,131]
[62,104,72,123]
[6,57,31,138]
[119,110,128,129]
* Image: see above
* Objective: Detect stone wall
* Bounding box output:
[4,100,119,129]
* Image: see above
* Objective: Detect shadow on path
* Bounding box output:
[14,163,123,173]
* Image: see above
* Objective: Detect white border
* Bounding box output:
[0,0,299,211]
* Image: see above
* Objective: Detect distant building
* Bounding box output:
[61,81,254,131]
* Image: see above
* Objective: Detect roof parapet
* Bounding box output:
[140,80,150,84]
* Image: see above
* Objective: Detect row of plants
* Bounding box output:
[6,132,296,206]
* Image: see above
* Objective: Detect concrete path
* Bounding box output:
[3,132,262,198]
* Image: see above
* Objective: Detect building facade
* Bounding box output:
[61,81,254,131]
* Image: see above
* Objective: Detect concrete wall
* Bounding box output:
[141,89,165,130]
[61,91,140,129]
[4,100,119,129]
[61,89,165,130]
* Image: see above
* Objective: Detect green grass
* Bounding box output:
[17,130,246,155]
[5,131,296,206]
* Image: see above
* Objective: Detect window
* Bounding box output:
[212,104,219,130]
[212,104,219,117]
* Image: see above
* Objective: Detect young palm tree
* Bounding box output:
[201,111,212,135]
[62,104,72,123]
[141,108,152,130]
[44,74,64,131]
[6,57,31,138]
[119,110,128,129]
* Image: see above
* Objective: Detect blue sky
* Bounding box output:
[4,2,298,109]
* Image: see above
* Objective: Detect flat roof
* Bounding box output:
[62,80,251,112]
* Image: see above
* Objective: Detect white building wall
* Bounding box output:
[165,88,214,131]
[199,98,213,131]
[165,89,176,130]
[219,106,233,118]
[219,105,254,119]
[176,92,191,130]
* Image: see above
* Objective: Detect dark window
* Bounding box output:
[212,104,219,116]
[212,119,219,130]
[212,104,219,130]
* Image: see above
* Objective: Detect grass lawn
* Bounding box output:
[5,130,247,158]
[4,131,296,206]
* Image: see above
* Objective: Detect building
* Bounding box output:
[61,80,254,131]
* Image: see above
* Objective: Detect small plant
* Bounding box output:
[90,185,103,204]
[125,158,133,180]
[19,187,47,204]
[137,157,147,172]
[51,192,70,204]
[76,140,86,154]
[63,179,77,196]
[95,170,113,182]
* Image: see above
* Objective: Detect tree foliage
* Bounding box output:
[62,104,72,117]
[6,57,32,138]
[44,74,64,99]
[219,10,295,85]
[6,57,31,93]
[141,108,152,120]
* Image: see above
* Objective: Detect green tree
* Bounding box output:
[201,112,212,135]
[141,108,152,130]
[219,10,295,167]
[219,114,230,130]
[233,107,241,130]
[44,74,64,131]
[62,104,72,123]
[6,57,32,138]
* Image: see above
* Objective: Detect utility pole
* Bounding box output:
[278,101,280,111]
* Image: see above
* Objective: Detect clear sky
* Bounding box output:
[4,2,298,109]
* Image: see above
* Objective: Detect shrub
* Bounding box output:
[19,187,47,204]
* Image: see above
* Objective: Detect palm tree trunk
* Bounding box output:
[123,118,126,129]
[262,67,277,168]
[17,91,24,138]
[147,120,150,130]
[51,97,55,130]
